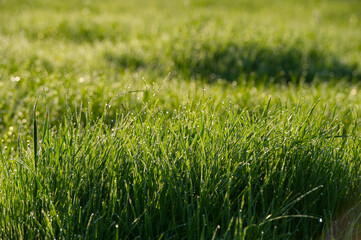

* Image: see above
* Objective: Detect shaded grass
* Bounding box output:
[171,40,360,83]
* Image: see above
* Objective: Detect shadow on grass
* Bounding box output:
[171,41,360,83]
[104,52,146,71]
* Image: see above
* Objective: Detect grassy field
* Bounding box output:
[1,0,361,239]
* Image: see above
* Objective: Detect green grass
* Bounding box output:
[0,0,361,239]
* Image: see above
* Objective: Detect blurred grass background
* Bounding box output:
[0,0,360,155]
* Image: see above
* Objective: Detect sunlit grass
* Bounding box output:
[0,0,361,239]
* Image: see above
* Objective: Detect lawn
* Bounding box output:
[0,0,361,239]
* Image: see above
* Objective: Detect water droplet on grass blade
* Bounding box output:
[11,76,20,82]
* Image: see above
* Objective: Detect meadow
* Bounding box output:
[0,0,361,239]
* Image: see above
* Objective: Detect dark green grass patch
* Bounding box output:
[171,40,360,83]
